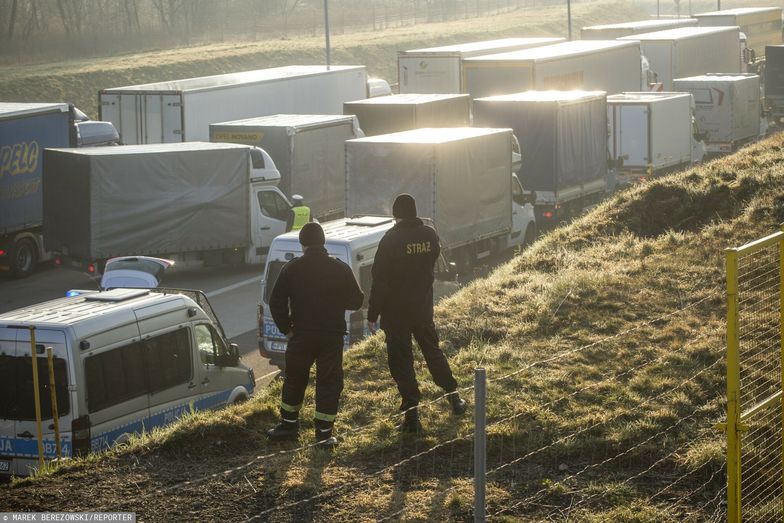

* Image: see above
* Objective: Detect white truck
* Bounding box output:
[343,93,471,136]
[581,18,698,39]
[695,7,782,58]
[99,65,368,145]
[345,127,536,271]
[210,114,362,221]
[462,40,643,98]
[620,26,741,90]
[673,74,761,154]
[43,142,292,270]
[472,91,608,231]
[607,92,700,187]
[397,37,565,94]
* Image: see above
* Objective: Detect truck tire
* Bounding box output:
[524,224,538,246]
[10,238,37,278]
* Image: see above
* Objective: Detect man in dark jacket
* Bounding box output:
[267,222,364,446]
[367,194,467,433]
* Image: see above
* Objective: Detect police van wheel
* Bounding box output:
[10,238,37,278]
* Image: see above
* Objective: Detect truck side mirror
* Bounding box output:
[523,190,537,205]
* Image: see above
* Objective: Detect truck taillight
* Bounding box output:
[54,257,61,266]
[71,415,91,457]
[257,303,264,338]
[87,263,96,274]
[0,249,5,257]
[543,211,554,219]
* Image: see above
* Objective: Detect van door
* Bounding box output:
[192,323,240,408]
[620,105,648,167]
[0,326,18,476]
[161,94,183,143]
[142,327,196,430]
[253,187,291,260]
[5,328,73,476]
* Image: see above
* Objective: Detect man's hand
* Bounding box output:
[286,331,293,341]
[367,321,378,334]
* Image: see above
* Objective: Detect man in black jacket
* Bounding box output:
[367,194,467,433]
[267,222,364,446]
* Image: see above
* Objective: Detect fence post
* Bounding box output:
[474,368,487,523]
[725,248,742,523]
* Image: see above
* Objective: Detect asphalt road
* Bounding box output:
[0,262,280,387]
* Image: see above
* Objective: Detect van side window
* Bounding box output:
[195,324,227,365]
[85,327,192,413]
[146,329,192,393]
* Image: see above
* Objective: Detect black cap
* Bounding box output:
[392,193,417,219]
[299,222,325,247]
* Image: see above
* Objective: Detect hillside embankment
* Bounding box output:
[4,126,784,522]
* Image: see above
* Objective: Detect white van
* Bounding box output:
[0,288,254,477]
[257,216,459,368]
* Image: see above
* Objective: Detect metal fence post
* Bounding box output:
[475,368,487,523]
[725,248,742,523]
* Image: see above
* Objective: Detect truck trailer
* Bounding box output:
[343,93,471,136]
[43,142,292,268]
[607,92,696,186]
[581,18,698,40]
[345,127,536,270]
[210,114,361,221]
[695,7,782,53]
[673,73,761,154]
[463,40,643,98]
[766,45,784,122]
[0,103,118,277]
[620,26,741,90]
[472,91,608,231]
[397,37,565,94]
[99,65,368,145]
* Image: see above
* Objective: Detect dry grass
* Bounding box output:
[4,122,784,522]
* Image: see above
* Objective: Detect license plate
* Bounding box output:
[0,459,10,472]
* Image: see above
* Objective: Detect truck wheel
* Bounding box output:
[10,238,37,278]
[453,247,474,277]
[523,224,538,246]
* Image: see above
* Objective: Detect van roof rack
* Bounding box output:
[84,288,151,302]
[345,216,394,227]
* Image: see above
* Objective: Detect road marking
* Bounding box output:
[255,369,280,384]
[206,275,262,298]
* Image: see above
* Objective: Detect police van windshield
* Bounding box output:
[263,261,288,304]
[0,355,70,420]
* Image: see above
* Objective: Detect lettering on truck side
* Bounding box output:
[0,141,40,179]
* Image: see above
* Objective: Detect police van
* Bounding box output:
[0,288,254,477]
[258,216,459,368]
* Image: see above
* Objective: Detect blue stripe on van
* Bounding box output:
[0,436,72,459]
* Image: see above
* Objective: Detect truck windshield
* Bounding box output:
[263,261,288,304]
[0,355,70,420]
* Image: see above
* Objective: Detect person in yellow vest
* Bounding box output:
[286,194,312,232]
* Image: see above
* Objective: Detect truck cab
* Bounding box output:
[247,147,292,264]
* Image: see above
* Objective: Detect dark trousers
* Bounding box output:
[281,331,344,421]
[384,320,458,410]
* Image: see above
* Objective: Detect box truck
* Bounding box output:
[397,37,565,94]
[0,103,118,277]
[673,74,761,154]
[473,91,608,231]
[607,92,698,187]
[43,142,292,269]
[210,114,361,221]
[620,26,741,90]
[99,65,368,145]
[695,7,782,55]
[581,18,698,39]
[343,93,471,136]
[345,128,536,270]
[463,40,643,99]
[765,45,784,122]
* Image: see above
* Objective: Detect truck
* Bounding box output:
[210,114,361,221]
[343,93,471,136]
[673,73,761,154]
[0,102,119,277]
[42,142,292,270]
[765,45,784,122]
[620,26,742,90]
[462,40,643,99]
[472,91,608,231]
[397,37,565,94]
[606,92,699,187]
[345,127,536,271]
[99,65,368,145]
[695,7,782,57]
[581,18,698,39]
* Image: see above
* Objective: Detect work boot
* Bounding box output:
[315,419,338,449]
[447,391,468,416]
[401,407,423,434]
[267,409,299,441]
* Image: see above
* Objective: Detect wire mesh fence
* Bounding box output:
[726,232,784,523]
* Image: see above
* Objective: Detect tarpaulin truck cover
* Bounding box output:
[210,113,358,219]
[473,91,607,197]
[343,93,471,136]
[43,142,250,259]
[346,127,512,251]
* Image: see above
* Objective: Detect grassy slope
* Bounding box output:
[0,0,640,119]
[4,128,784,521]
